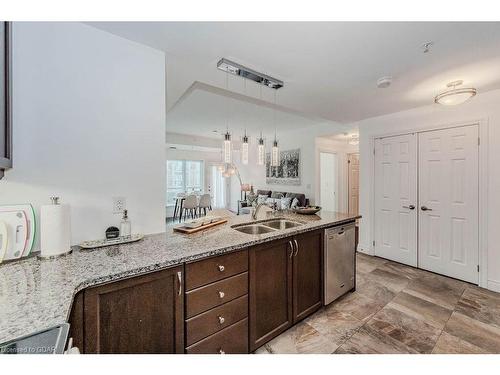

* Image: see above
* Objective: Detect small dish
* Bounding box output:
[293,206,322,215]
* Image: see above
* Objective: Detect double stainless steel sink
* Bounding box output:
[232,219,303,235]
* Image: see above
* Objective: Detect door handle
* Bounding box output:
[293,239,299,257]
[288,241,294,258]
[421,206,433,211]
[403,205,415,210]
[177,271,182,296]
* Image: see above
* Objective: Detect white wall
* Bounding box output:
[356,88,500,292]
[0,22,166,247]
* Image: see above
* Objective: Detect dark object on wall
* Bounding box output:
[266,148,300,186]
[0,22,12,180]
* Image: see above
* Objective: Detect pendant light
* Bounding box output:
[256,84,266,166]
[271,90,280,167]
[241,130,249,165]
[271,130,280,167]
[223,129,232,164]
[222,71,232,163]
[240,78,249,165]
[257,132,265,166]
[435,80,477,105]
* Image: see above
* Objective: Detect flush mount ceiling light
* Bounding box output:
[217,58,284,90]
[435,80,477,106]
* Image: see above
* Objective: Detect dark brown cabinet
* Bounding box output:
[249,229,323,352]
[184,249,249,354]
[70,266,184,354]
[249,238,293,352]
[65,226,339,354]
[292,230,323,323]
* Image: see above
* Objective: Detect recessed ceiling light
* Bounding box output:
[377,76,392,88]
[434,80,477,105]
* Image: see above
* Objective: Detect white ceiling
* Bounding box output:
[166,82,338,140]
[88,22,500,123]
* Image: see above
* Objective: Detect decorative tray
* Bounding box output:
[293,206,322,215]
[79,234,144,249]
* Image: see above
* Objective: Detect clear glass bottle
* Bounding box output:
[120,209,131,237]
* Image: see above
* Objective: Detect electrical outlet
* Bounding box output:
[113,197,126,214]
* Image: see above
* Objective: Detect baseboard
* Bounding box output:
[357,242,374,256]
[487,279,500,293]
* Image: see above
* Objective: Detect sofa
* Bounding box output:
[255,190,308,207]
[240,189,309,215]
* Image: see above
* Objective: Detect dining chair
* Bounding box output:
[173,193,186,220]
[182,194,198,220]
[198,194,212,216]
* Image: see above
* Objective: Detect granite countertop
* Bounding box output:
[0,211,359,344]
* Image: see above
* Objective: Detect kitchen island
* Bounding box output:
[0,211,360,352]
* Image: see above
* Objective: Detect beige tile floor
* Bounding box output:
[255,253,500,354]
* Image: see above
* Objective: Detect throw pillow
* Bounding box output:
[290,197,300,209]
[257,194,268,204]
[265,197,282,208]
[280,197,292,210]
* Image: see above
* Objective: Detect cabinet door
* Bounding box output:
[249,239,293,352]
[293,230,323,323]
[84,266,184,353]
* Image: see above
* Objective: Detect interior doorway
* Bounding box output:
[319,152,337,211]
[347,153,359,215]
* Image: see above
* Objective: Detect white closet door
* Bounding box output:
[418,126,479,283]
[374,134,417,266]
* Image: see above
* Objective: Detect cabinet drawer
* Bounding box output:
[186,318,248,354]
[186,295,248,346]
[186,272,248,318]
[186,250,248,290]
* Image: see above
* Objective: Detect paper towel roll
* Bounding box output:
[40,203,71,258]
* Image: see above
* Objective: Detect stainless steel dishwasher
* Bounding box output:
[324,223,356,305]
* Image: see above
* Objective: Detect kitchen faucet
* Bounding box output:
[252,202,280,220]
[252,203,267,220]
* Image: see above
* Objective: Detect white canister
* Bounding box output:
[40,197,71,258]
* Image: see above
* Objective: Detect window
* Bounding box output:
[166,160,204,206]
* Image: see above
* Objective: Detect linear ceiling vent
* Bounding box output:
[217,58,284,90]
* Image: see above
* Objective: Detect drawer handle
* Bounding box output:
[177,271,182,296]
[218,265,225,272]
[218,291,225,299]
[219,348,225,354]
[218,316,225,324]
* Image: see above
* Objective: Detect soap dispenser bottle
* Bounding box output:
[120,209,131,237]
